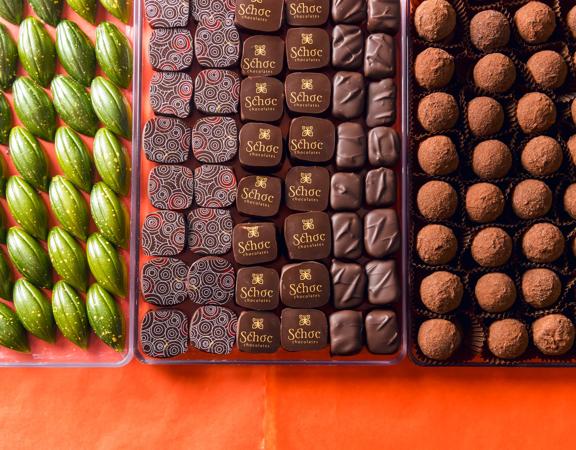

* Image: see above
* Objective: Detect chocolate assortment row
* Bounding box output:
[409,0,576,365]
[139,0,404,360]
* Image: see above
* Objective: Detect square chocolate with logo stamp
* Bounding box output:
[240,76,285,122]
[235,266,280,310]
[237,311,281,353]
[285,166,330,212]
[284,211,332,260]
[286,28,330,70]
[233,222,278,265]
[288,117,335,163]
[280,261,330,308]
[281,308,328,351]
[285,72,331,114]
[237,175,282,217]
[235,0,284,32]
[239,123,284,169]
[286,0,329,26]
[241,35,285,77]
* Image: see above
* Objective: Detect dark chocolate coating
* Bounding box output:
[368,126,399,167]
[284,211,332,260]
[366,260,400,304]
[241,35,285,77]
[235,266,280,310]
[285,72,331,114]
[330,172,363,210]
[285,166,330,212]
[288,117,335,163]
[233,222,278,265]
[330,310,364,355]
[332,25,364,69]
[286,28,330,70]
[364,33,395,79]
[365,309,399,354]
[235,0,284,32]
[237,175,282,217]
[280,261,330,308]
[364,208,400,258]
[332,71,366,120]
[332,0,366,24]
[240,76,284,122]
[336,122,367,169]
[367,0,400,34]
[281,308,328,351]
[366,78,396,127]
[237,311,281,353]
[332,212,363,259]
[239,123,284,168]
[331,260,366,309]
[286,0,329,26]
[365,167,396,207]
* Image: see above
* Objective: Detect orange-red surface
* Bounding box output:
[1,361,575,449]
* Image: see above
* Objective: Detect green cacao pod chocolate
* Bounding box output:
[18,17,56,87]
[6,227,52,289]
[49,175,90,241]
[56,20,96,87]
[52,280,89,348]
[5,176,48,240]
[47,227,88,292]
[8,126,50,191]
[86,282,124,351]
[90,76,131,139]
[0,302,29,352]
[95,22,132,89]
[0,24,17,90]
[12,76,57,141]
[86,232,126,297]
[13,278,56,342]
[54,127,93,192]
[51,75,99,137]
[93,126,129,196]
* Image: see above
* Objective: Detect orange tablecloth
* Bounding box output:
[1,361,573,449]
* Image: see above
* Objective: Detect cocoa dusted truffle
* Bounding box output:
[418,92,459,133]
[470,10,510,52]
[563,184,576,219]
[417,224,458,266]
[414,0,457,43]
[522,223,565,263]
[569,135,576,165]
[417,318,461,361]
[475,273,516,313]
[521,268,561,309]
[532,314,575,356]
[472,140,512,180]
[417,135,459,176]
[514,1,556,44]
[512,179,552,220]
[527,51,568,90]
[465,183,504,223]
[414,47,455,89]
[467,97,504,137]
[471,227,512,268]
[568,6,576,39]
[488,319,529,359]
[420,271,463,314]
[473,53,516,94]
[417,180,458,221]
[516,93,556,134]
[521,136,562,176]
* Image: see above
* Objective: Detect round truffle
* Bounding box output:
[418,93,459,133]
[420,271,463,314]
[467,97,504,137]
[473,53,516,94]
[512,179,552,220]
[522,223,565,263]
[415,48,455,89]
[516,93,557,134]
[417,319,461,361]
[488,319,529,359]
[470,10,510,52]
[418,135,459,176]
[563,184,576,219]
[471,227,512,268]
[417,224,458,266]
[472,140,512,179]
[522,268,561,309]
[414,0,457,43]
[475,273,516,313]
[532,314,575,356]
[568,6,576,39]
[417,181,458,221]
[514,1,556,44]
[527,51,568,90]
[465,183,505,223]
[521,136,562,176]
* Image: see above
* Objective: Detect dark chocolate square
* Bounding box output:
[285,166,330,212]
[141,309,189,358]
[331,0,366,24]
[239,122,284,168]
[280,261,330,308]
[186,256,235,305]
[237,311,281,353]
[286,28,330,70]
[148,165,194,210]
[240,76,285,122]
[149,28,194,71]
[368,126,400,167]
[332,212,363,260]
[288,117,335,163]
[241,35,285,77]
[235,266,280,310]
[286,0,329,26]
[145,0,189,28]
[190,306,237,355]
[364,33,395,79]
[237,175,282,217]
[285,72,331,114]
[365,260,400,304]
[150,72,194,119]
[192,117,238,164]
[187,208,233,255]
[330,310,364,355]
[336,122,367,169]
[365,167,396,207]
[364,208,400,258]
[235,0,284,32]
[143,117,191,164]
[331,260,366,309]
[191,0,234,21]
[330,172,363,211]
[366,78,396,127]
[193,165,237,208]
[233,222,278,265]
[365,309,399,354]
[332,25,364,69]
[194,69,240,115]
[141,257,188,306]
[284,211,332,260]
[195,18,240,68]
[367,0,400,34]
[281,308,328,351]
[332,71,365,120]
[142,210,186,256]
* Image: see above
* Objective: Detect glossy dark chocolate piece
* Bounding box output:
[190,306,237,355]
[332,25,364,69]
[237,311,281,353]
[286,0,329,26]
[141,309,189,358]
[330,310,364,355]
[365,309,399,354]
[281,308,328,351]
[241,35,285,77]
[149,28,194,71]
[331,260,366,309]
[332,71,366,119]
[330,172,363,210]
[148,165,194,210]
[235,0,284,32]
[192,116,238,164]
[336,122,367,169]
[191,0,234,21]
[150,72,194,119]
[237,175,282,217]
[194,165,237,208]
[364,33,395,79]
[194,69,240,115]
[280,261,330,308]
[233,222,278,265]
[187,256,235,305]
[285,72,331,114]
[239,123,284,168]
[286,28,330,70]
[365,168,396,207]
[288,117,335,163]
[332,212,363,259]
[367,0,400,34]
[332,0,366,24]
[368,126,400,167]
[195,18,240,68]
[364,208,400,258]
[143,117,191,164]
[142,210,186,256]
[141,257,188,306]
[187,208,233,255]
[240,76,284,122]
[366,79,396,127]
[145,0,189,28]
[235,266,280,310]
[284,211,332,260]
[365,260,400,304]
[285,166,330,212]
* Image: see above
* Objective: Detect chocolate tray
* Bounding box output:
[134,0,408,364]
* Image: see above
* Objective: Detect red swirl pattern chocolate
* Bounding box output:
[148,165,194,210]
[141,309,189,358]
[142,210,186,256]
[145,0,190,28]
[190,305,238,354]
[187,208,233,255]
[194,165,237,208]
[150,28,194,72]
[187,256,236,305]
[141,257,188,306]
[192,117,238,163]
[150,72,194,119]
[143,117,191,164]
[195,18,240,68]
[191,0,234,21]
[194,69,240,115]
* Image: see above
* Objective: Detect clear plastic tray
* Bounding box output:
[133,0,409,365]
